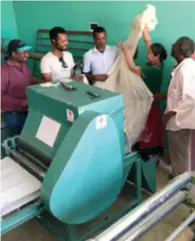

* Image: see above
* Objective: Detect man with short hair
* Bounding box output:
[163,36,195,176]
[83,26,119,84]
[40,26,82,82]
[1,39,33,136]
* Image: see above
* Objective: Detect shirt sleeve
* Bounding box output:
[1,67,23,107]
[172,71,194,111]
[83,52,91,73]
[68,53,75,69]
[40,57,51,74]
[171,71,195,127]
[26,65,33,85]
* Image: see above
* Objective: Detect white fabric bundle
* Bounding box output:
[95,4,158,150]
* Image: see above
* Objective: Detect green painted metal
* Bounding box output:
[38,151,142,241]
[184,172,195,209]
[123,153,140,181]
[0,81,157,240]
[1,118,10,158]
[1,134,143,240]
[122,153,142,204]
[17,81,128,225]
[38,199,138,241]
[1,201,43,236]
[141,159,157,193]
[21,81,124,161]
[42,111,123,224]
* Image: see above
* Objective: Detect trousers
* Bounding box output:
[3,111,27,136]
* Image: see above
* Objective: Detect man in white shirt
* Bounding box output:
[40,26,83,82]
[163,36,195,177]
[83,26,119,84]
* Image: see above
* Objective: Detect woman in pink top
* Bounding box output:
[1,39,33,136]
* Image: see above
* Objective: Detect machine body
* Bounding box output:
[1,81,156,240]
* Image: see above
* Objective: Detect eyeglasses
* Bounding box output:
[59,57,68,68]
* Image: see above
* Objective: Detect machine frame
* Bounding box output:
[1,81,157,240]
[1,136,153,241]
[88,172,195,241]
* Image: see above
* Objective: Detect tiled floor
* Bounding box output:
[2,164,194,241]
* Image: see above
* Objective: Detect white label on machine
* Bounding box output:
[96,115,107,130]
[40,82,59,87]
[66,109,74,123]
[36,116,61,147]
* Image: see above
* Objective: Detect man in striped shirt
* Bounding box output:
[163,37,195,177]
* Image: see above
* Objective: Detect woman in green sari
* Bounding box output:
[119,27,167,160]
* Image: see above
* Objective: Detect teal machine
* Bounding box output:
[1,116,10,158]
[1,81,156,240]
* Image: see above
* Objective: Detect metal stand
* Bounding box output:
[37,152,143,241]
[88,172,193,241]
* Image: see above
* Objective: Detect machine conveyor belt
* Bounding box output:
[1,156,42,217]
[2,143,46,181]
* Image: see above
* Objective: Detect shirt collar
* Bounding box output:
[174,58,193,72]
[6,59,16,66]
[6,59,25,69]
[92,45,111,54]
[172,58,193,76]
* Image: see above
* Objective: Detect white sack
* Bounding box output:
[95,4,157,150]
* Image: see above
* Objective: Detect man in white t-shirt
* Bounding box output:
[40,26,83,82]
[83,26,119,84]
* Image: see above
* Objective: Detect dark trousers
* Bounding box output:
[3,111,27,136]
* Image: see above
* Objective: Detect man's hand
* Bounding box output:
[162,111,176,128]
[42,73,52,82]
[95,75,108,82]
[118,41,126,50]
[84,74,108,83]
[134,66,144,77]
[32,77,44,84]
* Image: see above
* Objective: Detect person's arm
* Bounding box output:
[83,52,108,83]
[67,53,83,81]
[118,42,143,76]
[71,68,83,81]
[162,111,176,128]
[41,73,52,82]
[32,77,44,84]
[40,57,52,82]
[84,73,108,82]
[25,65,44,84]
[1,67,27,107]
[143,27,152,53]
